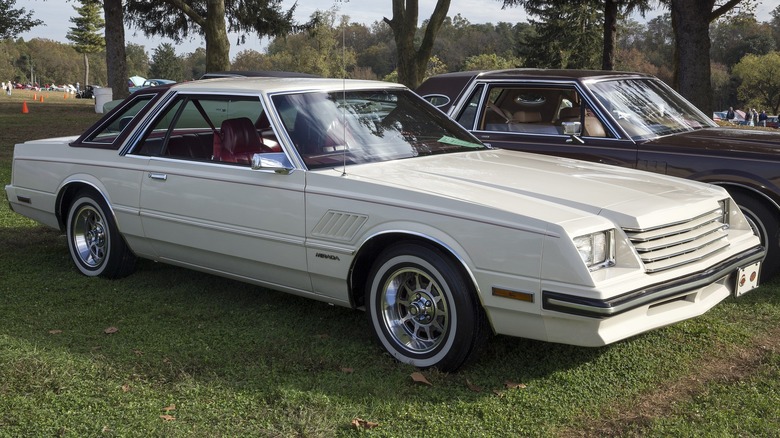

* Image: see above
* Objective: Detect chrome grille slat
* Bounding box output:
[625,208,729,273]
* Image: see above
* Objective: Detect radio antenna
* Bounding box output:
[335,0,349,176]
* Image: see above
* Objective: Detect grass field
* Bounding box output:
[1,91,779,437]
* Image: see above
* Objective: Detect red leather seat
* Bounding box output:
[217,117,269,163]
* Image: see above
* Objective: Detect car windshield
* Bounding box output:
[587,78,716,140]
[272,89,485,169]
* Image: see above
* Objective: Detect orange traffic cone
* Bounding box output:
[64,92,68,99]
[22,101,29,114]
[39,95,44,102]
[33,93,37,100]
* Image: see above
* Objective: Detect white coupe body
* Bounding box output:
[5,77,764,370]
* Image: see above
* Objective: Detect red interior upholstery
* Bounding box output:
[217,117,269,163]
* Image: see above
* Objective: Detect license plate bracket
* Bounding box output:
[735,262,761,297]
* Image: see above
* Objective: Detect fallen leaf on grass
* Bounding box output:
[411,372,432,386]
[104,327,119,334]
[162,404,176,412]
[48,329,63,335]
[466,380,482,392]
[133,349,144,356]
[341,367,354,374]
[351,418,379,430]
[121,383,131,393]
[159,415,176,422]
[504,381,527,390]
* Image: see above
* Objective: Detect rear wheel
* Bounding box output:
[365,242,489,371]
[66,190,136,278]
[730,191,780,281]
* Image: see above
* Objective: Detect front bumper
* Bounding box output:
[542,244,765,318]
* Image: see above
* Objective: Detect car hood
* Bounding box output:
[645,127,780,156]
[342,149,725,230]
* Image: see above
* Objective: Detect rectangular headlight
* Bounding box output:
[574,230,614,271]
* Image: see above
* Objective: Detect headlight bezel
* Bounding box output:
[573,229,615,271]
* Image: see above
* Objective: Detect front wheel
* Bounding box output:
[731,191,780,282]
[66,190,137,278]
[365,242,489,371]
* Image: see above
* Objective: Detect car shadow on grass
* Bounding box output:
[0,224,612,402]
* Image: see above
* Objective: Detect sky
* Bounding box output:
[13,0,780,59]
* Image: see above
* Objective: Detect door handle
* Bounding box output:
[148,173,168,181]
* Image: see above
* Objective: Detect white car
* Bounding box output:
[5,78,764,371]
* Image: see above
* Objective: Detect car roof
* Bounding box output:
[173,77,406,94]
[424,68,654,82]
[199,70,321,80]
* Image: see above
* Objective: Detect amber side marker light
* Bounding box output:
[492,287,534,303]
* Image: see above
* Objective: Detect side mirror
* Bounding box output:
[562,121,585,145]
[251,153,293,175]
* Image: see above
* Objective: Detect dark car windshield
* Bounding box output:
[588,78,716,140]
[272,89,485,169]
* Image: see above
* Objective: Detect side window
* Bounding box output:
[454,84,484,130]
[131,96,278,164]
[476,85,612,138]
[82,95,155,144]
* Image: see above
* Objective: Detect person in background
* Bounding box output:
[759,110,768,127]
[745,108,754,126]
[751,108,759,126]
[726,106,735,121]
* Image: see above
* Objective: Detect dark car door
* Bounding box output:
[453,81,640,168]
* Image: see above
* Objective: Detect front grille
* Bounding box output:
[624,209,729,273]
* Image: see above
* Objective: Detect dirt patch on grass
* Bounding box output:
[558,327,780,437]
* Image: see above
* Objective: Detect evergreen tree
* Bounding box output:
[149,43,184,81]
[66,0,105,88]
[523,1,604,69]
[125,0,298,73]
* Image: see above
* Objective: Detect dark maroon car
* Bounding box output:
[417,69,780,280]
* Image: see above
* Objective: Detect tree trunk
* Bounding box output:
[104,0,128,99]
[385,0,451,89]
[83,52,90,89]
[204,0,230,72]
[671,0,715,115]
[601,0,618,70]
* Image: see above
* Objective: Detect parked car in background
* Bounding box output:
[128,78,175,94]
[418,69,780,280]
[5,77,763,371]
[767,116,779,129]
[75,85,97,99]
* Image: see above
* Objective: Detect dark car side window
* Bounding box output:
[472,85,612,138]
[455,84,484,130]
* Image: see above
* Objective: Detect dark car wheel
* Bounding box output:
[66,190,137,278]
[366,242,490,371]
[730,192,780,282]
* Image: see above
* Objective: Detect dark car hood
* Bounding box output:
[645,127,780,156]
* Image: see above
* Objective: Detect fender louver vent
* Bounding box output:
[312,211,368,241]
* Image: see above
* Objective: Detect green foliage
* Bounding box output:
[125,43,150,78]
[0,0,43,39]
[732,51,780,114]
[265,9,356,78]
[462,53,519,70]
[711,12,777,67]
[66,0,105,55]
[523,0,604,69]
[149,43,184,81]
